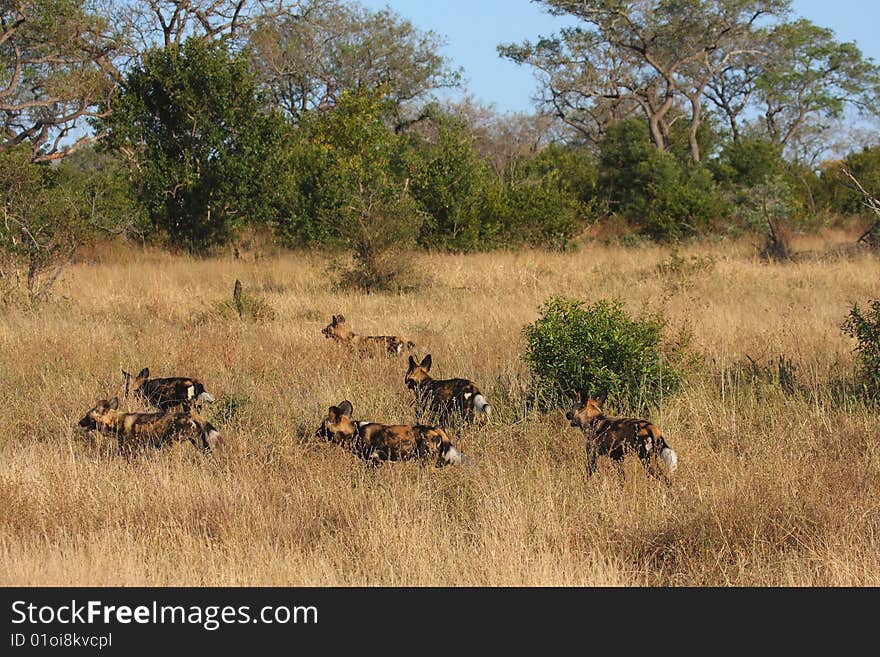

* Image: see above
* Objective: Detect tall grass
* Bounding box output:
[1,232,878,585]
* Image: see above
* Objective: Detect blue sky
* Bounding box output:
[359,0,880,115]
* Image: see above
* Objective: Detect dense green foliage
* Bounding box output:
[842,299,880,400]
[0,145,143,302]
[523,297,693,411]
[3,0,880,269]
[101,39,290,251]
[599,119,723,240]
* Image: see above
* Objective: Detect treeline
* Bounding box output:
[2,0,880,296]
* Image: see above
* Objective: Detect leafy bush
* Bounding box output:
[523,297,694,411]
[598,119,723,241]
[402,116,496,252]
[841,299,880,399]
[307,89,423,292]
[818,145,880,216]
[328,190,423,293]
[711,137,786,188]
[640,157,723,240]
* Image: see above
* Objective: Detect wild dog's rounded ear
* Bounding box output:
[137,367,149,379]
[595,389,608,405]
[407,355,417,369]
[327,406,341,423]
[330,315,337,326]
[109,397,119,410]
[338,400,353,417]
[420,354,432,370]
[336,314,345,324]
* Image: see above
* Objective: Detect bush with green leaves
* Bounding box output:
[841,299,880,399]
[598,119,723,241]
[400,115,497,252]
[523,297,693,412]
[711,137,786,188]
[101,38,290,252]
[308,88,423,291]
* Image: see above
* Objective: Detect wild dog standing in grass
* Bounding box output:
[404,354,492,424]
[315,400,471,467]
[566,390,678,484]
[322,314,416,356]
[78,397,222,453]
[122,367,215,412]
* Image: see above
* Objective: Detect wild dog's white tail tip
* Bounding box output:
[443,445,473,466]
[206,429,222,450]
[197,392,215,403]
[473,394,492,417]
[661,447,678,475]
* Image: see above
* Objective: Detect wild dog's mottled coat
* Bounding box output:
[322,314,415,356]
[566,390,678,483]
[315,400,469,466]
[122,367,214,411]
[78,397,221,453]
[404,354,491,423]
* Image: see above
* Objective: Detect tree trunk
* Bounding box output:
[688,95,702,163]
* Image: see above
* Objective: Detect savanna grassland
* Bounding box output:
[1,233,879,586]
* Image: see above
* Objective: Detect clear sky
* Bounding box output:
[359,0,880,115]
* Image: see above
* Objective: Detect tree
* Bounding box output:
[247,0,461,128]
[756,19,880,152]
[399,113,496,251]
[119,0,302,51]
[0,0,123,162]
[500,0,787,160]
[499,1,880,164]
[498,24,641,149]
[306,88,422,291]
[100,38,288,250]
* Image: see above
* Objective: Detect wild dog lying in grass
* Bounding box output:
[78,397,222,453]
[404,354,491,423]
[122,367,215,412]
[566,390,678,484]
[315,400,470,467]
[322,314,415,356]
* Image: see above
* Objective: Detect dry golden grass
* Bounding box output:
[1,233,879,586]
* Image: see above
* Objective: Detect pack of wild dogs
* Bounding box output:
[77,314,679,483]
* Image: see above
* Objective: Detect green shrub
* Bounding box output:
[841,299,880,399]
[523,296,693,411]
[598,119,723,241]
[711,137,786,188]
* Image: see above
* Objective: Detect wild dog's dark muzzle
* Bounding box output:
[78,415,96,429]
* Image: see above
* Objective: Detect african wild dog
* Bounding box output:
[322,314,416,356]
[315,400,471,466]
[566,390,678,483]
[122,367,215,412]
[78,397,222,453]
[404,354,491,423]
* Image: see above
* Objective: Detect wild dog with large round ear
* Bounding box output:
[322,315,416,356]
[404,353,491,424]
[121,366,215,411]
[315,399,471,467]
[566,389,677,484]
[77,397,221,454]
